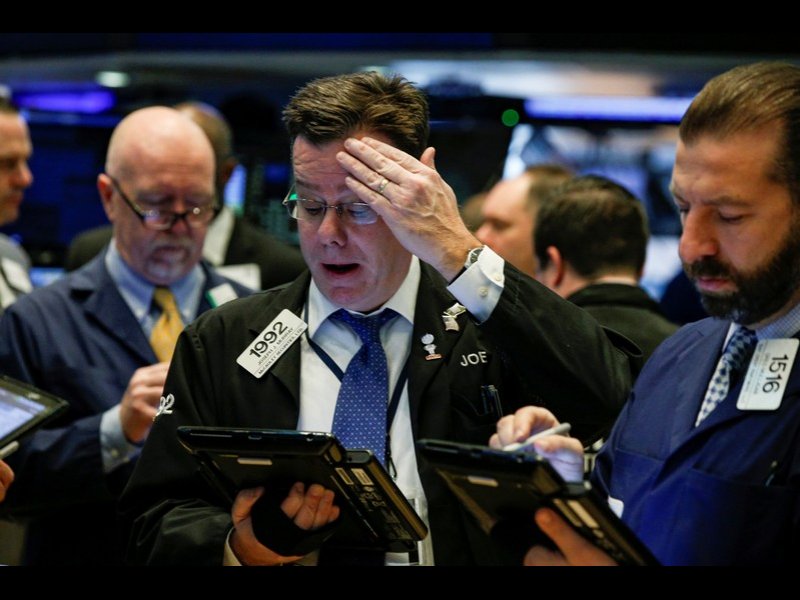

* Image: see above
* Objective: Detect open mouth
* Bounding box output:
[323,263,359,275]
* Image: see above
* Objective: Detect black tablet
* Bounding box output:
[0,375,69,451]
[417,438,659,566]
[177,426,428,553]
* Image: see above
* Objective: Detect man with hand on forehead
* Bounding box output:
[120,71,636,566]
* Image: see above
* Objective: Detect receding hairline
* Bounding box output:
[105,106,215,178]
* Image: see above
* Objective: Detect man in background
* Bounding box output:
[0,106,251,565]
[534,175,678,369]
[0,98,33,311]
[476,164,572,277]
[66,101,306,290]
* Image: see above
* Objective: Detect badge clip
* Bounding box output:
[442,302,466,333]
[421,333,442,360]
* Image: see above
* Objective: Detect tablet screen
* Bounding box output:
[0,376,69,448]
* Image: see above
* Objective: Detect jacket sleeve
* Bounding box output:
[0,302,115,516]
[478,265,637,444]
[118,323,232,566]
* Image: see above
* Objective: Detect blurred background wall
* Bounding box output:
[1,32,796,298]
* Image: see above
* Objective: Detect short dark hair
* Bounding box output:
[535,175,648,278]
[282,71,429,158]
[680,61,800,205]
[0,96,20,116]
[523,163,574,213]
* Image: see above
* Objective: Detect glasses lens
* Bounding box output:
[345,203,377,225]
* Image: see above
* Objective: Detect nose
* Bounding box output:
[679,209,718,265]
[12,161,33,189]
[475,223,492,246]
[316,205,347,246]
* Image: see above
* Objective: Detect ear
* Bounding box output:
[218,156,238,189]
[97,173,116,223]
[546,246,566,288]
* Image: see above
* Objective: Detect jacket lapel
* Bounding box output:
[408,264,466,431]
[71,255,155,364]
[244,272,311,412]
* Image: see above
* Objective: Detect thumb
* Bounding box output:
[231,486,265,525]
[420,146,436,170]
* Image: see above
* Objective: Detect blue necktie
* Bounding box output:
[695,326,758,426]
[330,308,397,465]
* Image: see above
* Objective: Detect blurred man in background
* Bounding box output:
[66,101,306,290]
[0,98,33,312]
[534,175,678,370]
[476,164,572,277]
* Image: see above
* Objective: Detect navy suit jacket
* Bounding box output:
[0,252,252,565]
[594,317,800,565]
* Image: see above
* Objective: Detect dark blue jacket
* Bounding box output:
[0,252,252,565]
[594,317,800,565]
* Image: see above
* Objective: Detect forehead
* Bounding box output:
[671,127,784,200]
[483,177,530,215]
[0,113,31,155]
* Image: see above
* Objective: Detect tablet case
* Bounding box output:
[177,426,428,553]
[416,438,659,566]
[0,375,70,449]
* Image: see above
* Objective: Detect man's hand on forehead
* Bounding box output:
[336,136,478,281]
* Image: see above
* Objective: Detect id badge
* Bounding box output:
[237,309,306,378]
[737,338,799,411]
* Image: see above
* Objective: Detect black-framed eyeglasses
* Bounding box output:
[282,184,378,226]
[106,174,218,231]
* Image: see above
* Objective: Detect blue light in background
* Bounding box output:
[524,96,695,123]
[14,90,116,114]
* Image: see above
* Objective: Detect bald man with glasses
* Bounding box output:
[0,106,252,565]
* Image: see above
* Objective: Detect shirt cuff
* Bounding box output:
[223,528,320,566]
[100,405,140,474]
[223,528,243,566]
[446,246,505,323]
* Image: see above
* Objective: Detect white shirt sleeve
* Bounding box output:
[100,405,140,473]
[446,246,505,323]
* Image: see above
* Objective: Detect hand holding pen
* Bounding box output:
[502,423,572,452]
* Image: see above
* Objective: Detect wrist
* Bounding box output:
[447,244,485,284]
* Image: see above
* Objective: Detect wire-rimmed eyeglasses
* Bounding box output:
[282,185,378,226]
[106,174,218,231]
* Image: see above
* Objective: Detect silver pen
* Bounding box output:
[502,423,571,452]
[0,441,19,460]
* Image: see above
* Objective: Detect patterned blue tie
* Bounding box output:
[695,326,758,426]
[330,308,398,464]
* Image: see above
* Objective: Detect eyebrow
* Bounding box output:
[669,186,751,208]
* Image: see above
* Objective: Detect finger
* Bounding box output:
[0,460,14,487]
[523,544,568,566]
[231,486,265,526]
[344,175,395,213]
[512,406,559,441]
[310,489,338,529]
[292,483,327,530]
[353,136,428,175]
[488,432,501,449]
[533,439,585,482]
[280,482,306,520]
[535,508,617,566]
[420,146,436,170]
[494,415,517,447]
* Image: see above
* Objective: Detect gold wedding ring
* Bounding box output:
[377,178,389,194]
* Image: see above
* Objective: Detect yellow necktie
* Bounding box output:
[150,287,184,363]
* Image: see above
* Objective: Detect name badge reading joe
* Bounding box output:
[737,338,799,411]
[237,309,307,378]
